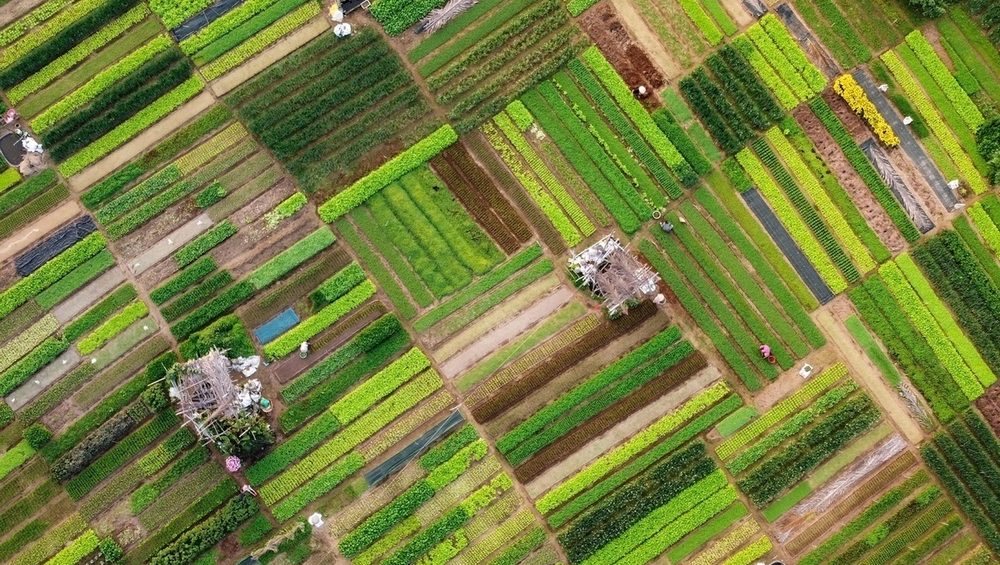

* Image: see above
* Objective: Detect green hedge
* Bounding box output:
[179,314,255,359]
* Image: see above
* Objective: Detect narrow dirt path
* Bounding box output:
[0,199,80,262]
[609,0,681,79]
[815,306,924,444]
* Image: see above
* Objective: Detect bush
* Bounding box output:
[238,513,274,547]
[0,0,142,89]
[99,538,124,562]
[23,423,52,449]
[195,182,226,208]
[141,381,171,412]
[51,412,136,481]
[179,314,255,359]
[150,0,213,28]
[151,257,216,304]
[371,0,442,35]
[318,125,458,222]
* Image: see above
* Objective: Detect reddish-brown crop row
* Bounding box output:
[466,132,567,255]
[976,382,1000,436]
[434,144,532,254]
[513,351,706,482]
[470,302,656,422]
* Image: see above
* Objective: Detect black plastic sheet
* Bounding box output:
[364,410,465,487]
[172,0,244,41]
[16,215,97,276]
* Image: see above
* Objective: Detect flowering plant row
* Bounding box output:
[833,74,900,148]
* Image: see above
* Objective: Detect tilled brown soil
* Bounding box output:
[580,4,665,95]
[793,105,906,253]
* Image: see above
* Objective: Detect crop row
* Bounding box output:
[579,472,736,565]
[201,1,320,80]
[264,280,375,359]
[745,26,812,101]
[514,352,708,483]
[548,394,738,530]
[0,232,105,320]
[89,113,240,216]
[728,382,857,474]
[180,0,279,53]
[36,248,116,310]
[921,412,1000,552]
[833,74,900,147]
[808,99,920,240]
[59,76,205,177]
[582,47,693,181]
[678,0,724,45]
[881,259,989,399]
[150,494,258,565]
[567,62,677,204]
[251,347,428,484]
[759,13,827,93]
[0,0,135,89]
[641,239,762,390]
[537,381,733,514]
[470,303,654,421]
[152,257,216,304]
[161,271,232,322]
[79,427,195,518]
[716,46,783,124]
[914,231,1000,375]
[681,199,813,356]
[175,221,237,267]
[260,370,442,503]
[560,442,714,562]
[539,76,655,226]
[756,135,869,278]
[482,120,583,246]
[499,328,682,455]
[655,223,788,372]
[738,395,880,506]
[737,148,848,292]
[0,0,73,50]
[905,30,984,131]
[318,125,456,221]
[341,438,486,556]
[8,3,148,103]
[65,411,178,498]
[77,300,147,354]
[717,362,845,458]
[495,112,595,239]
[731,36,799,110]
[881,50,987,194]
[192,0,311,65]
[849,277,966,420]
[685,518,758,565]
[833,488,945,564]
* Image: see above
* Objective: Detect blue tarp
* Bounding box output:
[254,307,300,344]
